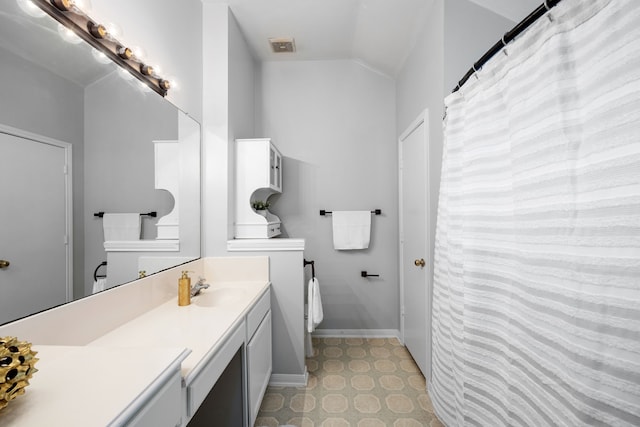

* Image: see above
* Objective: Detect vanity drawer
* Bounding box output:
[186,323,245,417]
[246,288,270,339]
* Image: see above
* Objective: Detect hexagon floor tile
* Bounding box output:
[255,337,444,427]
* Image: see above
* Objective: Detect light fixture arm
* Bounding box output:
[32,0,170,96]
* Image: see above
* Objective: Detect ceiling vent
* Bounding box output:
[269,37,296,53]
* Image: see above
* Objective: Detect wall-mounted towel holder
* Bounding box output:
[93,261,107,281]
[94,211,157,218]
[304,259,316,279]
[320,209,381,216]
[361,271,379,278]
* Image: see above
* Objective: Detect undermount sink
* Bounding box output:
[192,287,247,307]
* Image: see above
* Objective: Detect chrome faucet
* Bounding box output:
[191,277,210,297]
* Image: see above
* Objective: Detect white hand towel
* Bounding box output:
[332,211,371,250]
[307,277,323,333]
[92,277,107,294]
[103,213,141,241]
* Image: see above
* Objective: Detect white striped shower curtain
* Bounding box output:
[431,0,640,426]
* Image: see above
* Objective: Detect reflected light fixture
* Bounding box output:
[17,0,46,18]
[57,23,82,44]
[29,0,170,96]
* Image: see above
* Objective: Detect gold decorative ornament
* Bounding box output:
[0,337,38,410]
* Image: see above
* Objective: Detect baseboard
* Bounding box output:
[269,370,309,388]
[311,329,401,340]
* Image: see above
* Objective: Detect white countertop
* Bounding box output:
[0,345,189,427]
[88,280,270,379]
[0,277,270,426]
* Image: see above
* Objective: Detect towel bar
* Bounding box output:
[94,211,157,218]
[304,259,316,279]
[361,271,379,278]
[93,261,107,281]
[320,209,381,216]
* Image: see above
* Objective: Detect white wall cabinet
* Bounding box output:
[235,138,282,238]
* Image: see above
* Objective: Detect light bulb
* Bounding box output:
[105,22,121,39]
[118,67,134,81]
[57,24,82,44]
[131,46,146,62]
[138,81,151,93]
[91,48,111,65]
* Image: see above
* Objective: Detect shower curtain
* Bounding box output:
[431,0,640,426]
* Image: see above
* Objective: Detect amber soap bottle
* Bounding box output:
[178,271,191,306]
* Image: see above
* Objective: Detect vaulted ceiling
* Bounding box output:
[214,0,541,77]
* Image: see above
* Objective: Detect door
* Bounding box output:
[399,111,430,379]
[0,129,71,324]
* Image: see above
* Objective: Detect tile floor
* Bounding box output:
[255,337,444,427]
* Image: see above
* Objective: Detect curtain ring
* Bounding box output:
[501,34,509,56]
[472,64,480,80]
[545,0,554,21]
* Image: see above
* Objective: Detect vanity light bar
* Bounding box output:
[31,0,170,97]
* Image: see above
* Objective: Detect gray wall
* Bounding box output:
[395,0,445,343]
[395,0,514,338]
[444,0,516,92]
[83,73,178,293]
[258,60,399,332]
[0,46,85,300]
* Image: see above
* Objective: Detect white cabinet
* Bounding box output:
[247,311,272,427]
[246,290,272,427]
[235,138,282,238]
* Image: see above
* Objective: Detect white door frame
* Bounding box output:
[398,109,431,377]
[0,123,73,302]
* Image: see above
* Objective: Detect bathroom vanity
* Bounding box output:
[0,257,271,426]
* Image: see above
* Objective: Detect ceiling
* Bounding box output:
[215,0,541,78]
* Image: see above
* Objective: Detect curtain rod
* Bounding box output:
[452,0,564,93]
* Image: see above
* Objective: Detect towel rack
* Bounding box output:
[361,271,380,278]
[319,209,381,216]
[93,261,107,281]
[304,259,316,279]
[94,211,157,218]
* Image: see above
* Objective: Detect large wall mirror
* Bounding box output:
[0,1,201,325]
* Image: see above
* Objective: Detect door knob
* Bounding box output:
[414,258,425,268]
[0,260,10,268]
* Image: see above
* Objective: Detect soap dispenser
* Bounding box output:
[178,271,191,306]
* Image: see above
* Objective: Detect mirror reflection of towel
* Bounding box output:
[92,278,107,294]
[332,211,371,250]
[307,277,323,333]
[103,213,141,241]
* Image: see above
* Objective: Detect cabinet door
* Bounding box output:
[269,146,277,189]
[274,152,282,190]
[247,311,272,427]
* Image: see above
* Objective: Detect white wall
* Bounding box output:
[444,0,516,91]
[258,60,399,331]
[202,5,259,256]
[396,0,445,303]
[90,0,203,121]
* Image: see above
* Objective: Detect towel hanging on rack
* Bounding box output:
[102,213,141,241]
[307,277,323,333]
[332,211,371,250]
[92,261,107,294]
